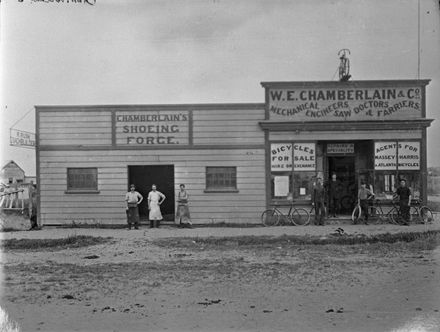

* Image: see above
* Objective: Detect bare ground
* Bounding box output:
[1,228,440,332]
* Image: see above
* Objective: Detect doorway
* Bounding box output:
[328,156,356,213]
[128,165,175,221]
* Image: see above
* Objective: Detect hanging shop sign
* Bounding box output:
[268,86,422,121]
[327,143,354,154]
[374,142,397,170]
[293,143,316,171]
[271,143,292,171]
[397,141,420,170]
[115,110,190,146]
[9,129,36,148]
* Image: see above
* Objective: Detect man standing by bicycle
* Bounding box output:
[395,179,412,225]
[312,176,326,226]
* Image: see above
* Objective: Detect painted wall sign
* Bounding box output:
[374,142,397,170]
[115,111,189,145]
[327,143,354,154]
[10,129,35,148]
[397,141,420,170]
[268,86,422,121]
[271,143,292,171]
[293,143,316,171]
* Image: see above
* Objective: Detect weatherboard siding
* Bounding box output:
[39,111,112,146]
[38,149,266,225]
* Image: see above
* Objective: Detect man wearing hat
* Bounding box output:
[395,179,412,225]
[312,175,327,225]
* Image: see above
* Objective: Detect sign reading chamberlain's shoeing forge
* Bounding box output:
[268,86,422,121]
[115,111,190,145]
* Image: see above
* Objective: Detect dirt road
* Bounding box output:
[1,224,440,332]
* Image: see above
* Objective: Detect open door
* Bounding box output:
[128,165,175,221]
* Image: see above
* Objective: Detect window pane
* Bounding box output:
[67,168,98,190]
[206,167,237,190]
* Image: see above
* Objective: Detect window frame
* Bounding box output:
[204,166,238,193]
[66,167,99,194]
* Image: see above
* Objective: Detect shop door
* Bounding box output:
[128,165,175,221]
[328,156,356,213]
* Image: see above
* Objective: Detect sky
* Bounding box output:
[1,0,440,176]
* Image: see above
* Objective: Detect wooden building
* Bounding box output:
[36,79,433,225]
[0,160,26,185]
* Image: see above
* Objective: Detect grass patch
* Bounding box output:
[1,235,112,251]
[153,230,440,250]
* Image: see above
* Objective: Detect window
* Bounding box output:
[205,167,237,192]
[67,168,98,193]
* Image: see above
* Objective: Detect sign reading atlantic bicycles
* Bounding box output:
[374,141,420,170]
[115,111,189,145]
[268,86,422,121]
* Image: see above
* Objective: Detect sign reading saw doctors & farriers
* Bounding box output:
[268,85,422,121]
[115,111,189,145]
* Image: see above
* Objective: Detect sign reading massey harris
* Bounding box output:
[374,141,420,170]
[115,111,189,145]
[268,86,422,121]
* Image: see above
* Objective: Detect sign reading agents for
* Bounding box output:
[375,141,420,170]
[293,143,316,171]
[375,142,397,170]
[10,129,35,148]
[271,143,292,171]
[115,111,189,145]
[398,142,420,170]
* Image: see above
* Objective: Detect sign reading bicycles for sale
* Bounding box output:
[271,143,316,171]
[268,85,422,121]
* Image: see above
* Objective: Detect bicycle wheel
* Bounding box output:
[410,206,419,223]
[420,206,434,224]
[389,207,400,225]
[261,209,280,226]
[351,205,361,224]
[290,208,310,226]
[368,206,382,223]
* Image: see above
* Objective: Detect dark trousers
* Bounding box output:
[360,199,369,222]
[127,207,140,228]
[150,220,160,228]
[314,202,325,225]
[329,196,339,217]
[400,200,410,222]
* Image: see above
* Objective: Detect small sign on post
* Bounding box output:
[10,129,35,148]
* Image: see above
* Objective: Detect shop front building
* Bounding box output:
[260,80,433,213]
[36,79,432,225]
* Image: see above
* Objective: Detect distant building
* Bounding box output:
[0,161,26,185]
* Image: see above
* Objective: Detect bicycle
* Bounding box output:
[410,199,434,224]
[352,199,399,224]
[261,202,310,226]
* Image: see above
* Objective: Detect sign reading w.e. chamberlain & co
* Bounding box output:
[267,84,422,121]
[115,111,189,145]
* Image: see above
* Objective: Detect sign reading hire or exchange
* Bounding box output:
[271,143,316,172]
[268,86,422,121]
[10,129,35,148]
[115,111,190,145]
[374,141,420,170]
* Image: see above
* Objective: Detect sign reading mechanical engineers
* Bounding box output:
[268,86,422,121]
[115,111,189,145]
